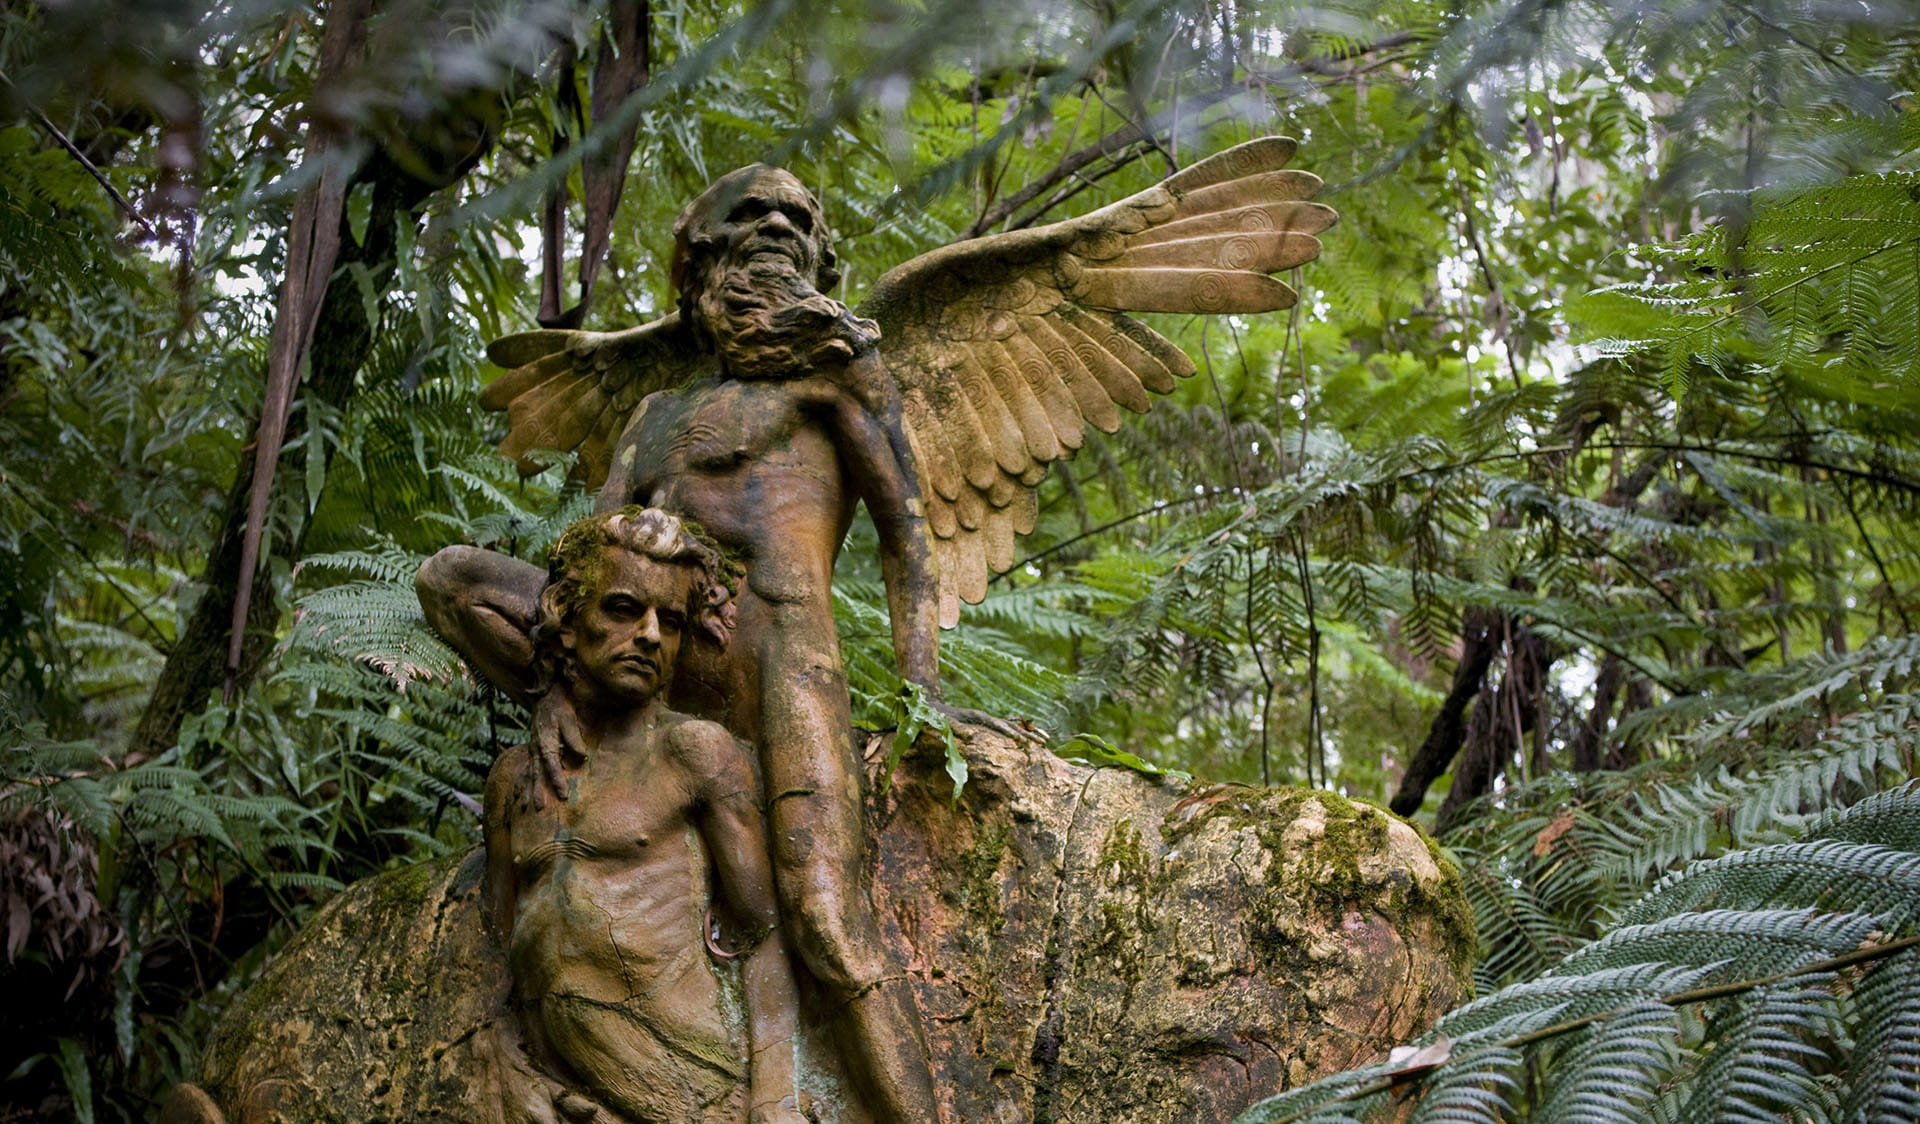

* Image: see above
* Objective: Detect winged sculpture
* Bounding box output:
[480,135,1336,624]
[417,136,1334,1124]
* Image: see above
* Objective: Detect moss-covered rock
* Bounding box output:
[185,727,1470,1123]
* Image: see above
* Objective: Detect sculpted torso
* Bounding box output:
[494,726,725,1030]
[610,373,856,607]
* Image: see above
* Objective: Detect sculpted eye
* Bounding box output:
[600,595,642,621]
[785,206,814,234]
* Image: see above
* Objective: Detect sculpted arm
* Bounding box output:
[417,547,545,707]
[481,746,524,944]
[827,352,942,693]
[683,723,805,1124]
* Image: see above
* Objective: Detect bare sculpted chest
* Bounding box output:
[508,736,693,883]
[502,735,711,1002]
[613,377,848,552]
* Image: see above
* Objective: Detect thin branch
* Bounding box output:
[1005,151,1151,232]
[1456,179,1523,390]
[1,474,171,652]
[1836,477,1913,632]
[1395,440,1920,498]
[994,490,1234,577]
[0,67,158,239]
[964,82,1249,237]
[1730,1,1856,73]
[1292,529,1325,787]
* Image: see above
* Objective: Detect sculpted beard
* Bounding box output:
[689,253,881,378]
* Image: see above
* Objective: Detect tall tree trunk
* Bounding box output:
[125,154,442,762]
[538,0,651,328]
[1606,676,1655,770]
[1570,653,1624,772]
[1435,618,1553,834]
[1389,606,1500,816]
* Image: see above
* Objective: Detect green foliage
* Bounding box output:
[6,0,1920,1117]
[1582,168,1920,397]
[1236,780,1920,1124]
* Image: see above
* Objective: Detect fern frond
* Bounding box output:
[1619,840,1920,930]
[1531,1000,1679,1124]
[1839,946,1920,1124]
[1676,978,1837,1124]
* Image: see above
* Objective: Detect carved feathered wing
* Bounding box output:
[479,311,707,488]
[858,136,1337,625]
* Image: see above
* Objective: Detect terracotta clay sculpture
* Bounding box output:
[486,508,806,1124]
[418,137,1336,1122]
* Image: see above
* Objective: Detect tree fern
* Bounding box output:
[1235,781,1920,1124]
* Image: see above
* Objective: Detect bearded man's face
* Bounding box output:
[705,170,824,279]
[675,166,876,377]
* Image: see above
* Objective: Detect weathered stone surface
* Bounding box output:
[193,727,1471,1123]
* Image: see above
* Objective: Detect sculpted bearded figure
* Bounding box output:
[419,137,1336,1121]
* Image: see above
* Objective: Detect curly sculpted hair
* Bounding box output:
[531,507,733,690]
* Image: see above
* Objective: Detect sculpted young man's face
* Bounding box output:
[560,548,695,708]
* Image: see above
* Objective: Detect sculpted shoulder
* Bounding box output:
[665,712,756,795]
[485,743,531,808]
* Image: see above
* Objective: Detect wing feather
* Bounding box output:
[481,312,705,486]
[902,390,963,502]
[927,491,958,539]
[1052,306,1153,413]
[952,530,990,605]
[1174,170,1327,217]
[920,374,999,491]
[955,356,1030,476]
[1078,267,1299,314]
[1116,313,1199,385]
[983,508,1018,573]
[501,380,604,470]
[486,329,581,371]
[1003,330,1084,451]
[1010,487,1039,535]
[1108,231,1329,274]
[1129,201,1338,247]
[1024,314,1121,433]
[860,136,1333,618]
[1075,308,1187,394]
[982,339,1061,463]
[1162,135,1300,192]
[479,351,572,411]
[954,484,986,532]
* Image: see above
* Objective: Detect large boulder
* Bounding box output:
[184,727,1472,1123]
